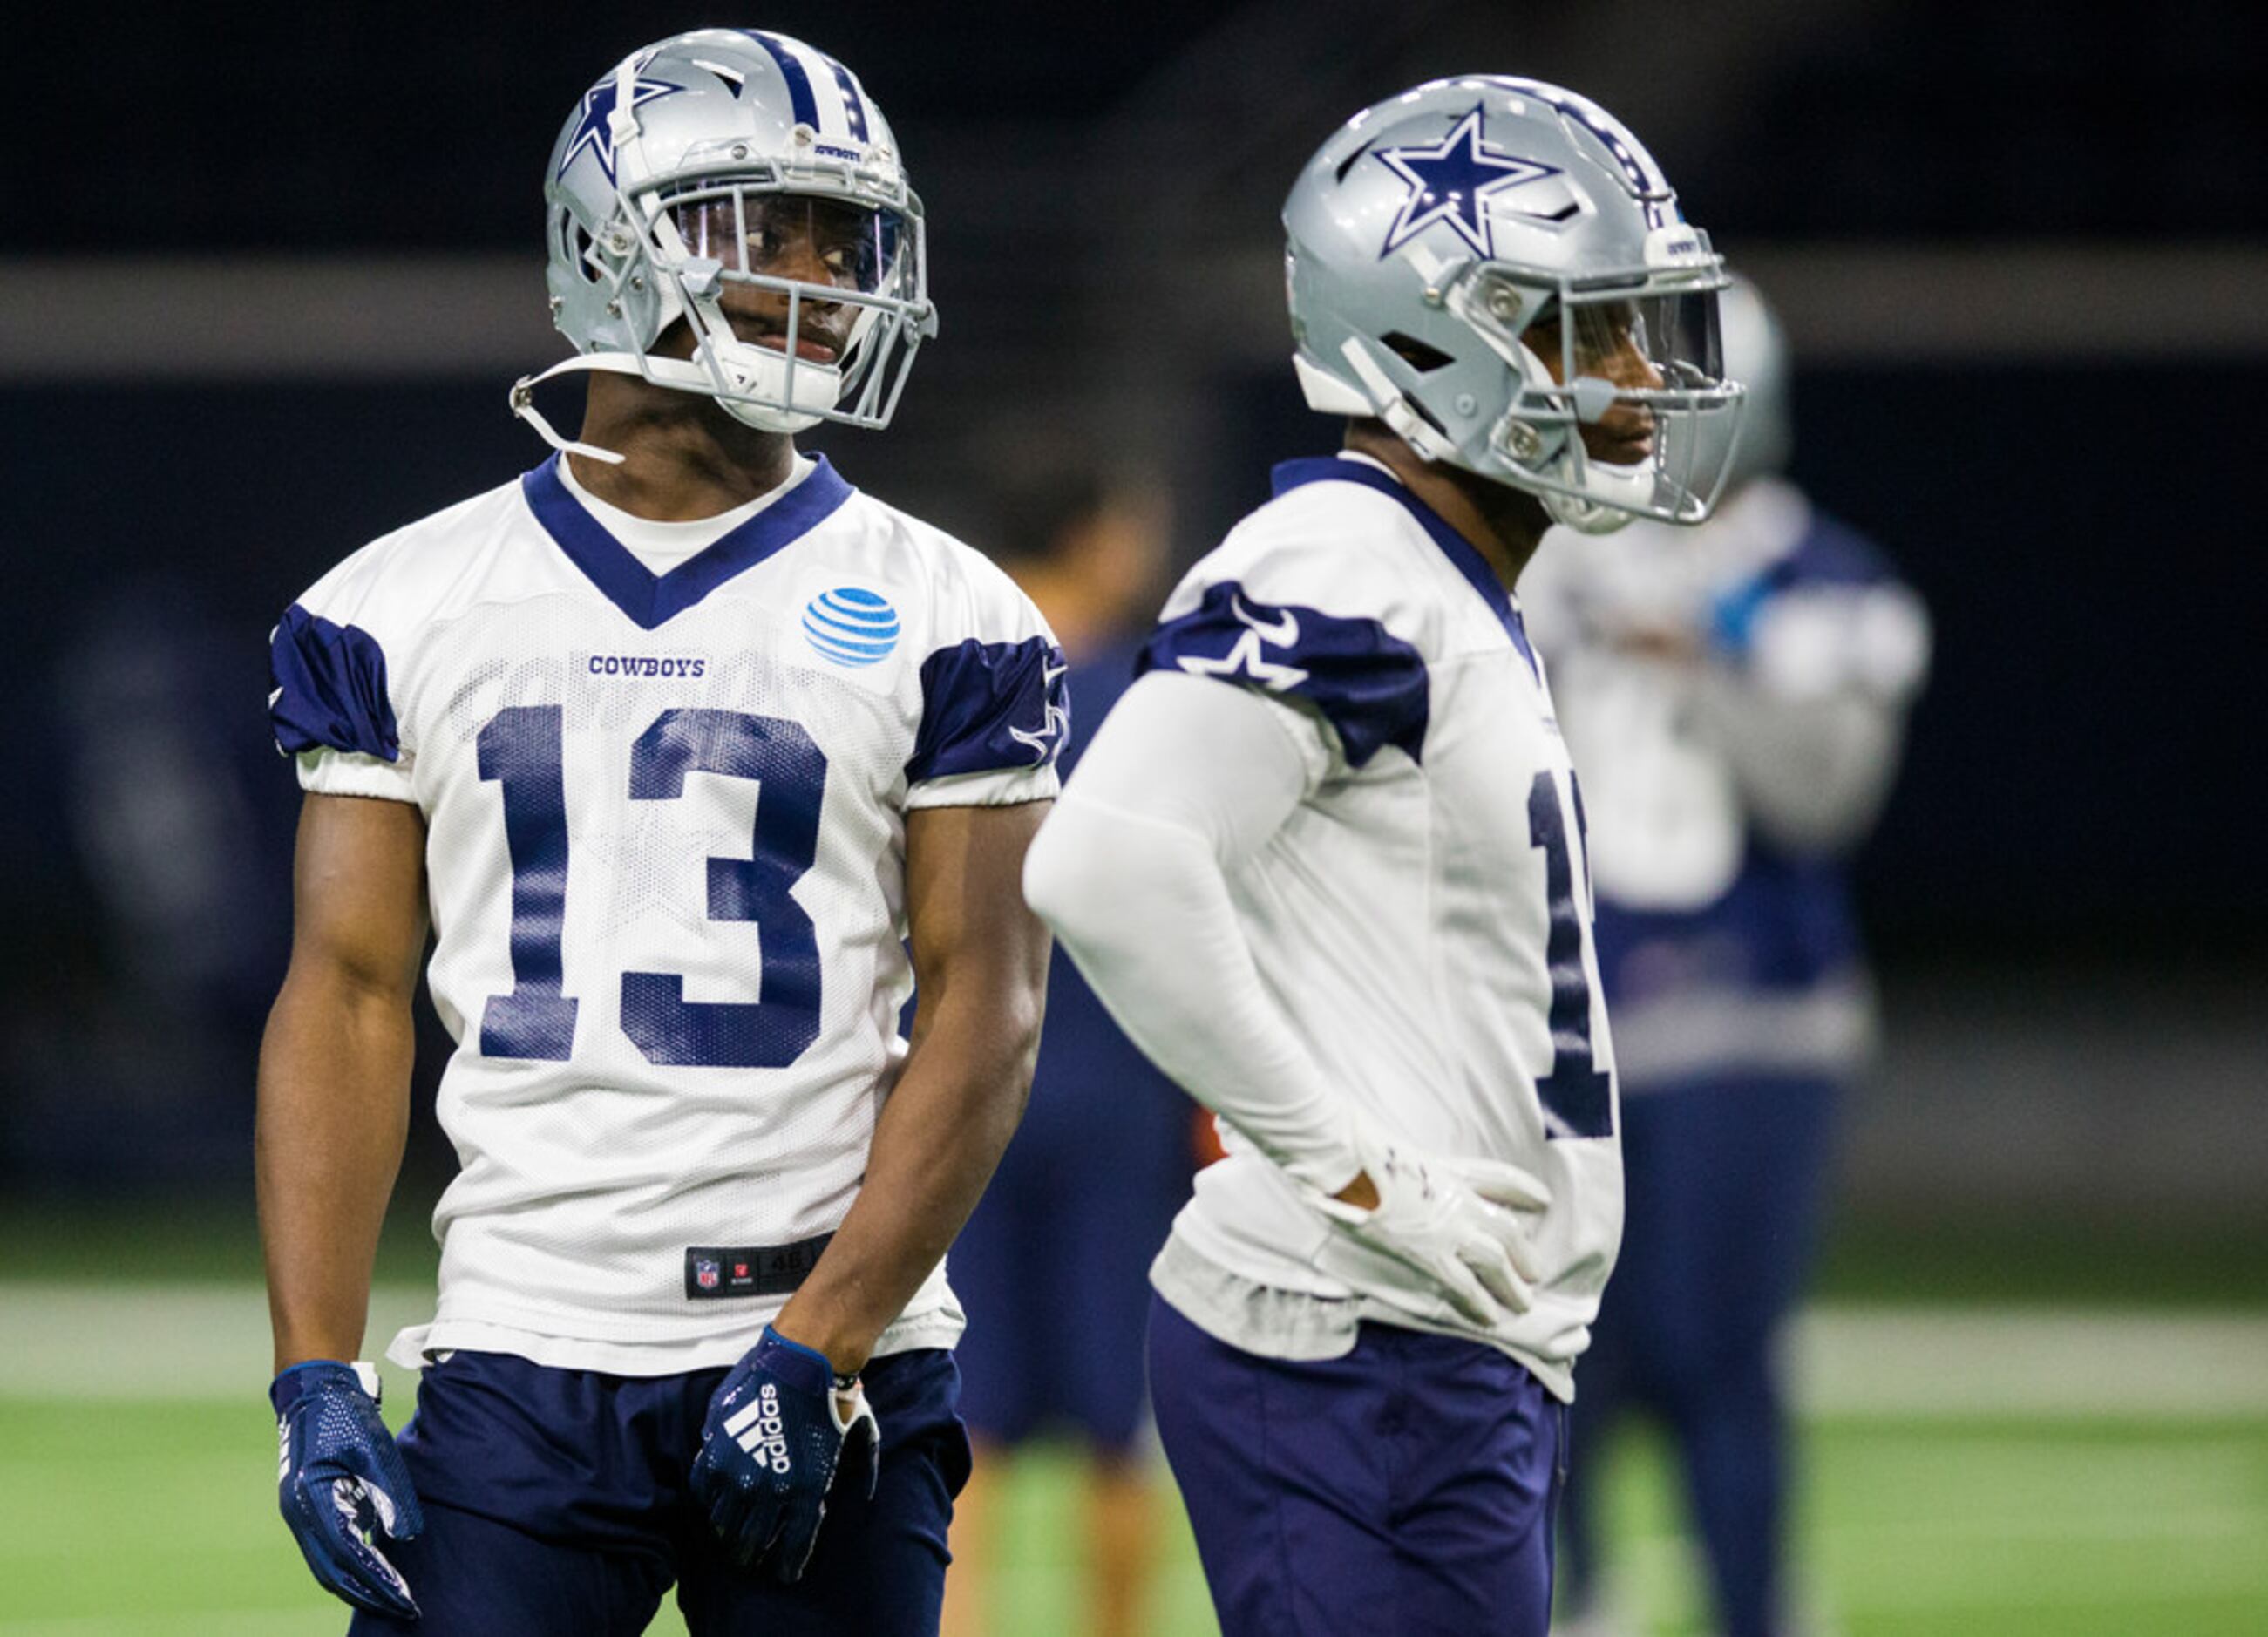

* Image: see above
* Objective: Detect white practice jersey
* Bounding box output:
[1518,478,1930,914]
[1518,479,1929,1090]
[1141,454,1622,1402]
[268,453,1064,1374]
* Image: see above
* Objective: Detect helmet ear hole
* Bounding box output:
[1380,332,1454,373]
[566,221,602,284]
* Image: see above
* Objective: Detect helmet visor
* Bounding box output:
[1517,289,1728,415]
[1469,274,1744,522]
[666,188,907,295]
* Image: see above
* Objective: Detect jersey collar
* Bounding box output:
[521,453,856,630]
[1270,455,1538,680]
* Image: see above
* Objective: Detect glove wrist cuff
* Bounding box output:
[270,1360,383,1415]
[750,1325,837,1398]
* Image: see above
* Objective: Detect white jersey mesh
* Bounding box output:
[275,458,1059,1373]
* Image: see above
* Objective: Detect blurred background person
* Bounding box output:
[4,575,295,1192]
[941,465,1192,1637]
[1521,276,1931,1637]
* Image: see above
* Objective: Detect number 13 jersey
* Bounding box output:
[268,454,1064,1372]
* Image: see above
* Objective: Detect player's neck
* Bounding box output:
[568,374,801,521]
[1344,422,1548,593]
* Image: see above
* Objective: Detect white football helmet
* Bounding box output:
[513,29,936,459]
[1285,78,1744,533]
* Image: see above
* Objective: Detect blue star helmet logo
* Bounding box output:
[1375,105,1562,260]
[557,77,687,185]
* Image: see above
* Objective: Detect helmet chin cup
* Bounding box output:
[1541,485,1638,535]
[623,338,841,434]
[714,394,821,434]
[703,335,840,432]
[1541,450,1656,534]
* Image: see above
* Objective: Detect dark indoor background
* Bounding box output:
[2,0,2261,1281]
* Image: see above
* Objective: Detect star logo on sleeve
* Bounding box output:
[1008,656,1071,763]
[1375,106,1562,259]
[1176,594,1311,692]
[556,77,687,184]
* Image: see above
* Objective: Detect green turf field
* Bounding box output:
[3,1289,2263,1634]
[2,1392,2262,1634]
[2,1204,2263,1634]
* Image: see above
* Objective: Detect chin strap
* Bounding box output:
[508,354,643,464]
[509,344,831,462]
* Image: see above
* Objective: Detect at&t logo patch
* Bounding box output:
[803,587,900,667]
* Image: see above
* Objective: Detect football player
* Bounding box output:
[258,30,1061,1634]
[1522,276,1929,1637]
[1022,78,1743,1637]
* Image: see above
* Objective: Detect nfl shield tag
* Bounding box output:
[684,1234,834,1299]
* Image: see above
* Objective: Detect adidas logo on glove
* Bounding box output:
[725,1382,795,1475]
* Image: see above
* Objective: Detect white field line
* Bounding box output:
[8,246,2268,379]
[2,1285,2265,1416]
[1789,1308,2268,1418]
[0,1284,434,1408]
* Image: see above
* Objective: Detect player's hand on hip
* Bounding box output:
[271,1361,424,1620]
[690,1326,880,1581]
[1313,1130,1552,1325]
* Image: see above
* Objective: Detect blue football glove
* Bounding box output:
[689,1327,879,1581]
[271,1361,423,1620]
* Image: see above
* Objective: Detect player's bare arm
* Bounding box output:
[773,799,1053,1375]
[256,791,429,1372]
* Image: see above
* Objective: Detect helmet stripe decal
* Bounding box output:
[742,31,819,131]
[1485,76,1673,216]
[823,58,870,142]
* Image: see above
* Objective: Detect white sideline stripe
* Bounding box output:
[0,256,559,380]
[2,1284,2265,1416]
[0,1284,436,1405]
[6,244,2268,379]
[1187,241,2268,363]
[1789,1308,2268,1418]
[1732,242,2268,360]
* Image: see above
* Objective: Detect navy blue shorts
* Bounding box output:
[347,1347,970,1636]
[1148,1294,1566,1637]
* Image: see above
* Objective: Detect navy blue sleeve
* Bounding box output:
[1135,581,1429,768]
[907,636,1069,781]
[268,602,400,761]
[1781,512,1898,590]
